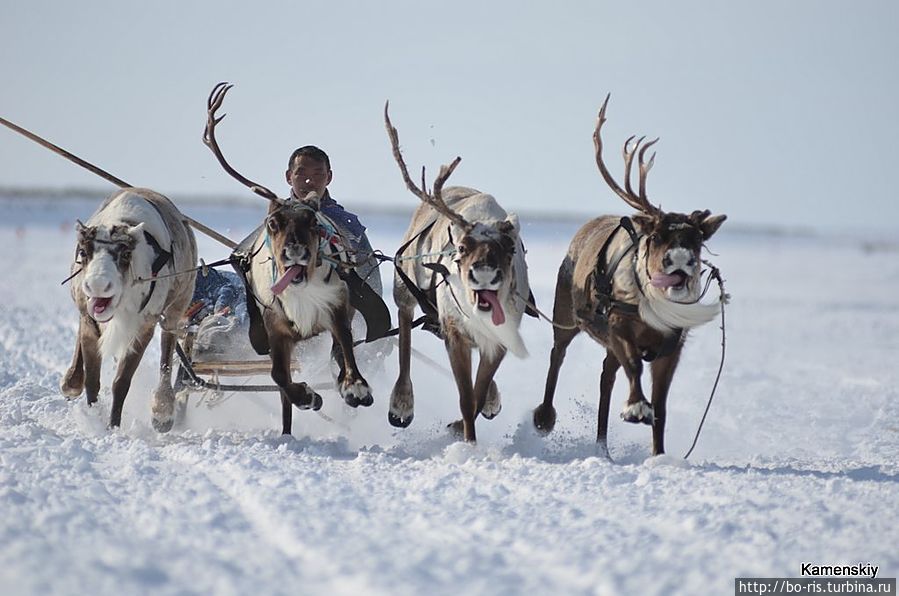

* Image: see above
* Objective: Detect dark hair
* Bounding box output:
[288,145,330,171]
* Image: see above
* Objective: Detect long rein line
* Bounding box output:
[683,261,727,460]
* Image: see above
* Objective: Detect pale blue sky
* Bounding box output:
[2,0,897,232]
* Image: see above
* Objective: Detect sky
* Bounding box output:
[2,0,897,233]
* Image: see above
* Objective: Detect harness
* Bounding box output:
[138,230,174,312]
[388,219,537,339]
[589,216,682,361]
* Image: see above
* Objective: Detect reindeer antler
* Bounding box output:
[594,94,661,216]
[204,82,281,203]
[384,101,472,232]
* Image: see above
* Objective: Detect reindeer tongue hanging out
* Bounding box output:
[475,290,505,325]
[271,264,307,295]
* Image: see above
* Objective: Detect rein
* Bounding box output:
[683,261,728,460]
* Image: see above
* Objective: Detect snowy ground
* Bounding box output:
[1,195,897,595]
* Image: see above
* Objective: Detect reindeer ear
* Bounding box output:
[699,214,727,240]
[500,213,520,235]
[631,214,655,234]
[448,223,467,246]
[75,220,90,237]
[126,222,146,239]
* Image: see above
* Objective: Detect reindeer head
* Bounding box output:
[265,193,325,294]
[452,218,520,326]
[384,102,525,327]
[632,209,726,303]
[75,221,144,322]
[593,94,726,304]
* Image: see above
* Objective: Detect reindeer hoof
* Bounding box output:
[60,372,84,398]
[152,417,174,433]
[388,412,413,428]
[481,408,501,420]
[481,382,502,419]
[292,384,323,411]
[533,404,557,434]
[620,402,654,425]
[344,393,374,408]
[447,419,464,437]
[341,380,373,408]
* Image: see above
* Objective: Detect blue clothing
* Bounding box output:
[188,268,247,324]
[320,195,366,246]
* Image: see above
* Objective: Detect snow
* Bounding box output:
[1,196,897,595]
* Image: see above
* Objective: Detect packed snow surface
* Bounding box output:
[1,196,897,595]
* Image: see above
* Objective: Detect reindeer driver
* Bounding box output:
[286,145,382,296]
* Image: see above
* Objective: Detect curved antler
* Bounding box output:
[594,94,661,216]
[384,101,472,232]
[203,82,281,203]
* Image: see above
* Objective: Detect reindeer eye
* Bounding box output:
[456,244,466,256]
[77,248,87,259]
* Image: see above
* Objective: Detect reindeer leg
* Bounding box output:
[109,324,154,428]
[151,329,178,433]
[269,333,322,422]
[649,347,683,456]
[443,323,475,442]
[475,348,505,420]
[610,338,652,426]
[331,313,372,408]
[279,390,293,436]
[534,262,580,433]
[597,351,621,455]
[534,326,579,433]
[61,318,88,398]
[389,306,415,427]
[79,316,102,406]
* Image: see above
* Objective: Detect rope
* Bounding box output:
[394,248,457,262]
[0,115,239,249]
[513,293,579,330]
[133,257,234,284]
[683,262,727,460]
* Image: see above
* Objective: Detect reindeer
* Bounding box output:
[532,95,727,456]
[204,83,373,435]
[384,104,532,442]
[60,188,198,432]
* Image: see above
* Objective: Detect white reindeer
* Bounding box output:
[61,188,198,432]
[385,104,532,442]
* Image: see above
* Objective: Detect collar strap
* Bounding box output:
[139,230,174,312]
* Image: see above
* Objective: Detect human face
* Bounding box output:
[286,155,332,199]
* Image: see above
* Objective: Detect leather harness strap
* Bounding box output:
[138,229,173,313]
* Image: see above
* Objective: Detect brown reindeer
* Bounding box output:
[385,104,532,442]
[61,188,198,432]
[532,95,726,456]
[204,83,373,435]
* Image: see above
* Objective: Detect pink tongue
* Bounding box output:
[91,297,112,314]
[271,265,303,295]
[650,272,683,289]
[479,290,505,326]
